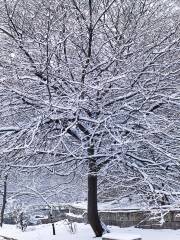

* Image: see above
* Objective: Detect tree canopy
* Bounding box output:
[0,0,179,236]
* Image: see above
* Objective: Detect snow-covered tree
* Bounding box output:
[0,0,179,236]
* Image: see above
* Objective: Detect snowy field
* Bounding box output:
[1,222,180,240]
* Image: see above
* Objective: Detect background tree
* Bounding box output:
[0,174,8,227]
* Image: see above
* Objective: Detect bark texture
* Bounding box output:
[88,145,103,237]
[88,173,103,237]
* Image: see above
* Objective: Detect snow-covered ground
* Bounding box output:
[1,222,180,240]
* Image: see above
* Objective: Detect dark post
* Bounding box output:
[49,207,56,235]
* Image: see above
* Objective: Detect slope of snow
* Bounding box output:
[66,212,83,219]
[0,222,180,240]
[71,199,146,211]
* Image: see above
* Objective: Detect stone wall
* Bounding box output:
[67,205,180,229]
[5,204,180,229]
[99,210,146,228]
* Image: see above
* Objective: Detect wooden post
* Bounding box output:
[50,205,56,235]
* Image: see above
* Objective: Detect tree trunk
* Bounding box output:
[88,145,103,237]
[0,175,7,227]
[88,173,103,237]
